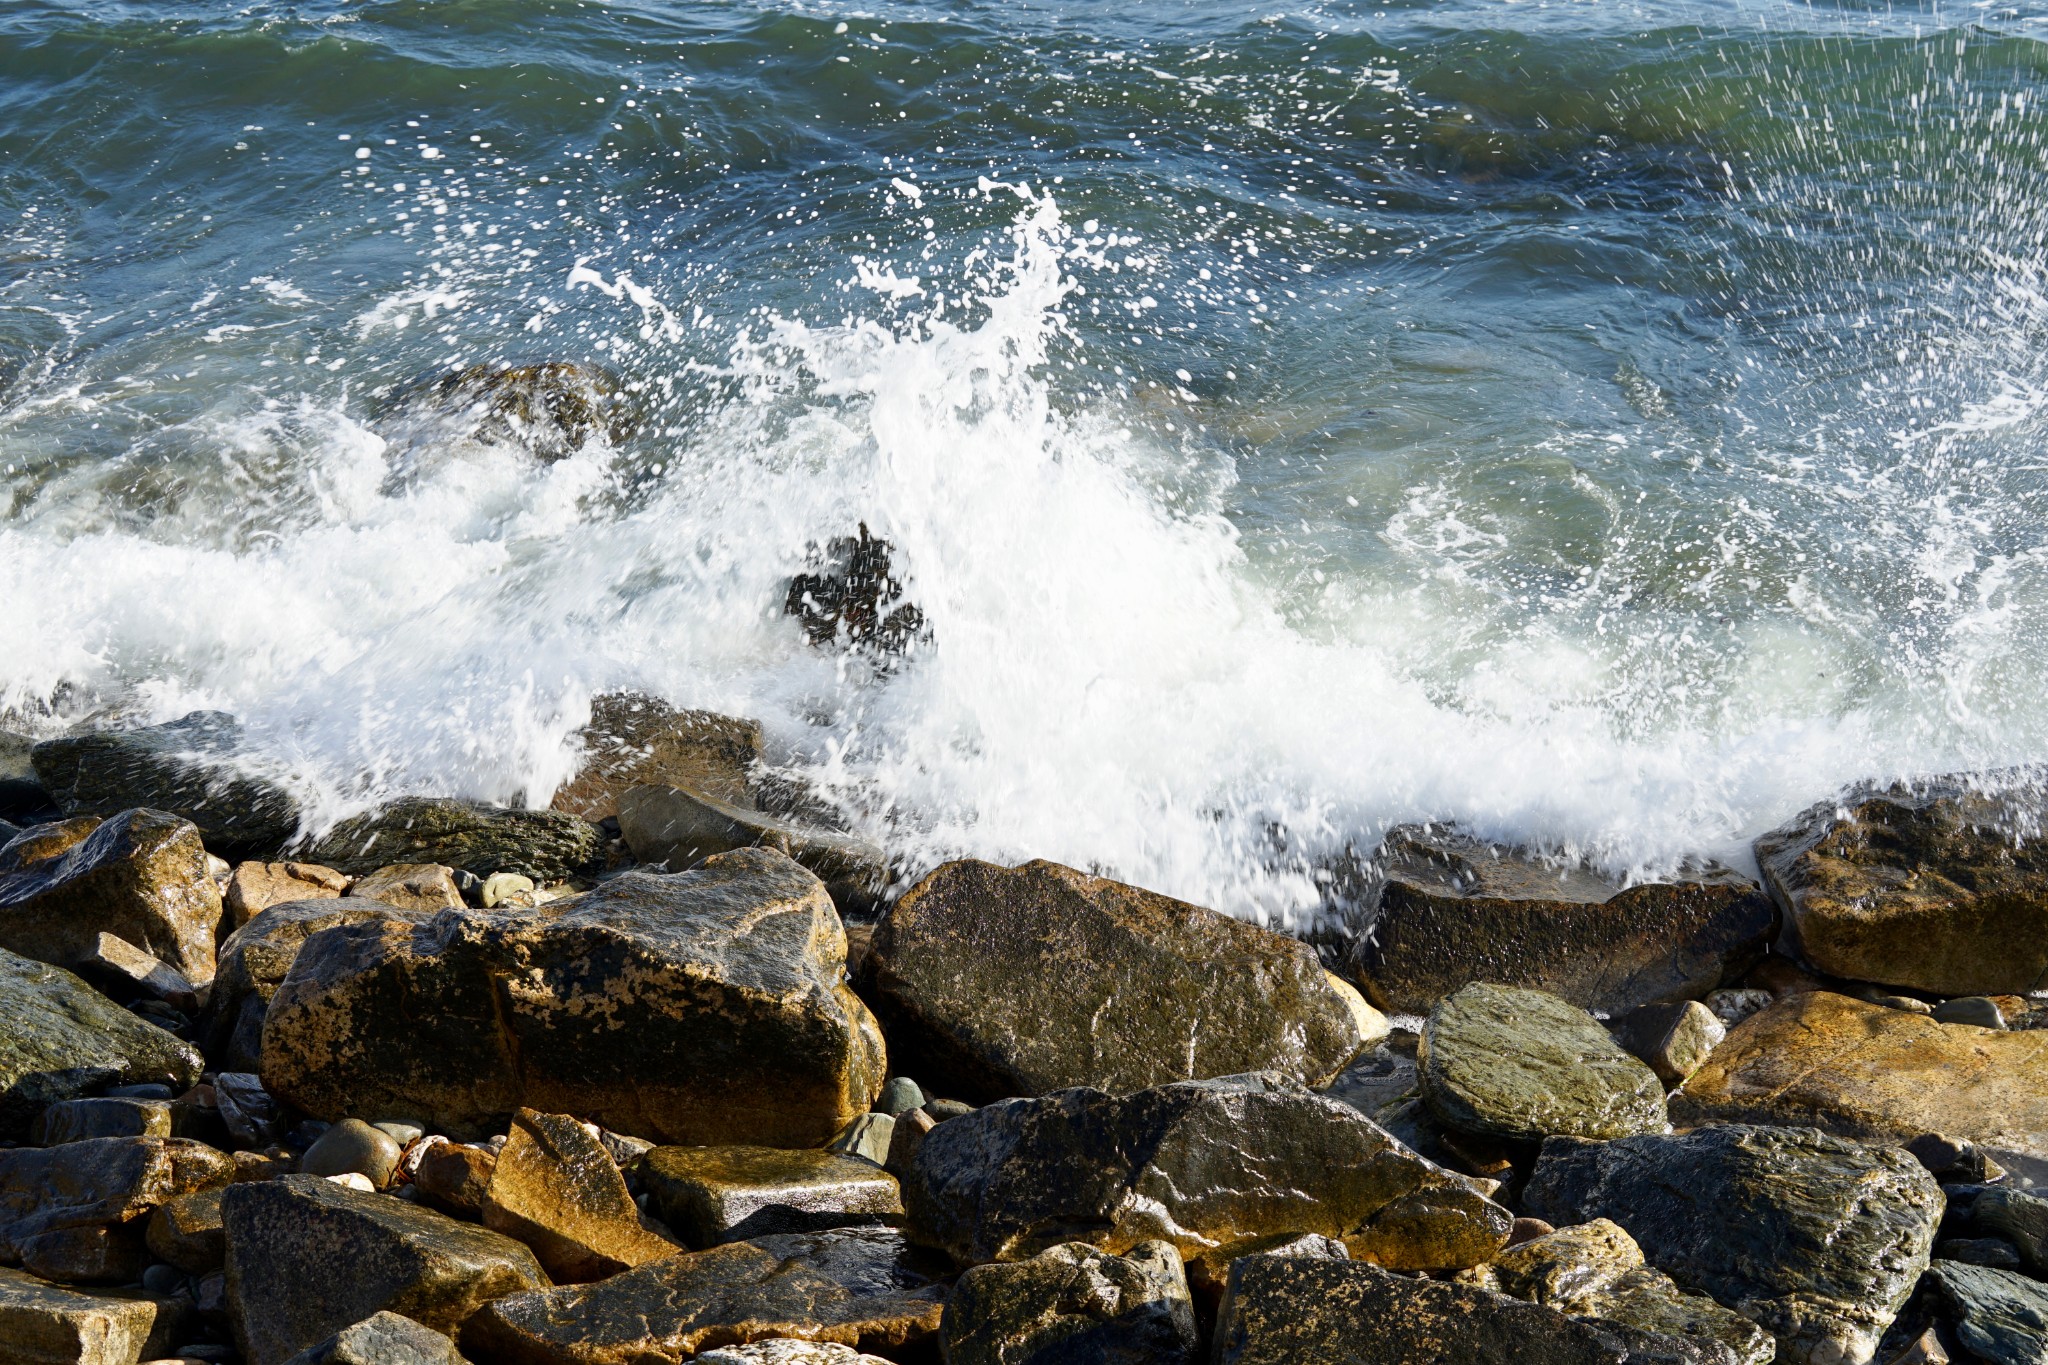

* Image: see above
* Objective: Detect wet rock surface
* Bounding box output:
[1610,1000,1726,1086]
[1524,1123,1943,1364]
[0,1265,183,1365]
[223,861,350,930]
[0,948,201,1138]
[347,863,465,912]
[552,692,762,820]
[480,1107,681,1281]
[261,849,886,1147]
[1923,1259,2048,1365]
[145,1185,226,1274]
[862,859,1375,1102]
[638,1145,904,1248]
[1419,983,1667,1142]
[941,1239,1197,1365]
[409,360,639,459]
[784,525,929,659]
[0,1136,234,1274]
[1350,825,1775,1017]
[618,783,888,914]
[905,1073,1510,1270]
[302,796,603,882]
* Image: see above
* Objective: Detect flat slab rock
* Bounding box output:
[1523,1123,1943,1365]
[1755,777,2048,995]
[638,1145,904,1247]
[302,796,603,882]
[464,1227,950,1365]
[1211,1256,1728,1364]
[261,849,885,1147]
[0,947,201,1139]
[1924,1259,2048,1365]
[0,1265,185,1365]
[941,1239,1197,1365]
[1350,825,1774,1017]
[861,858,1378,1102]
[0,1136,234,1267]
[905,1073,1510,1271]
[1674,991,2048,1178]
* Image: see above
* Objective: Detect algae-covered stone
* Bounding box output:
[1523,1124,1943,1365]
[638,1145,903,1247]
[1673,991,2048,1175]
[481,1109,680,1282]
[0,1136,235,1264]
[303,797,603,882]
[0,1266,184,1365]
[1351,825,1775,1017]
[1419,984,1666,1143]
[906,1073,1509,1271]
[348,864,464,913]
[262,849,885,1148]
[30,712,300,859]
[464,1227,948,1363]
[1754,777,2048,995]
[222,1174,547,1365]
[552,693,762,821]
[280,1309,471,1365]
[0,809,223,984]
[1923,1259,2048,1365]
[619,784,887,913]
[146,1185,225,1273]
[941,1239,1195,1365]
[862,859,1373,1102]
[0,948,201,1139]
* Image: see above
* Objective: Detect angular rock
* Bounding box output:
[302,797,602,883]
[1974,1189,2048,1275]
[465,1226,947,1363]
[885,1108,935,1178]
[1523,1124,1943,1364]
[0,1265,183,1365]
[862,859,1372,1102]
[280,1309,471,1365]
[695,1343,892,1365]
[1318,1041,1421,1124]
[551,693,762,821]
[146,1186,226,1273]
[414,1144,497,1219]
[1755,778,2048,995]
[0,1136,235,1265]
[18,1223,148,1284]
[1182,1232,1349,1305]
[480,1108,680,1282]
[1673,991,2048,1177]
[222,1174,548,1365]
[224,861,350,930]
[784,524,929,659]
[79,933,199,1013]
[1211,1255,1725,1365]
[1923,1260,2048,1365]
[30,712,300,858]
[0,815,101,873]
[639,1146,903,1247]
[213,1071,282,1149]
[942,1239,1195,1365]
[828,1113,893,1166]
[905,1073,1510,1270]
[0,809,223,984]
[619,784,887,913]
[347,864,464,913]
[1350,825,1775,1017]
[33,1097,173,1145]
[301,1118,403,1187]
[1419,984,1666,1143]
[1611,1000,1726,1086]
[261,850,885,1148]
[0,948,201,1139]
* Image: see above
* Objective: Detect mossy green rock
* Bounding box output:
[1419,984,1665,1142]
[303,796,602,882]
[0,947,201,1140]
[941,1240,1196,1365]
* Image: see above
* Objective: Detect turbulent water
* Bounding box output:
[3,0,2047,924]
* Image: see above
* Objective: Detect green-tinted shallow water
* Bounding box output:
[3,0,2047,919]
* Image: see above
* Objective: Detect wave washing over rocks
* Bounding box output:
[4,696,2048,1364]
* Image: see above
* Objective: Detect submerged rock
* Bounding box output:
[0,1266,185,1365]
[941,1239,1197,1365]
[30,711,301,858]
[863,859,1378,1102]
[551,692,762,820]
[1523,1124,1943,1364]
[1350,825,1775,1017]
[905,1073,1510,1271]
[480,1108,681,1282]
[412,360,639,459]
[1754,777,2048,995]
[784,524,929,658]
[303,797,604,883]
[261,849,886,1147]
[619,784,888,914]
[638,1145,904,1247]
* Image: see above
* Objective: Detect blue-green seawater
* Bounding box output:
[3,0,2046,919]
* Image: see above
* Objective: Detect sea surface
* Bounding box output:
[3,0,2046,922]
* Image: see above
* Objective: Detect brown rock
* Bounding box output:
[146,1186,226,1273]
[301,797,603,883]
[278,1309,472,1365]
[1182,1231,1348,1305]
[463,1227,948,1364]
[79,933,200,1014]
[19,1223,150,1285]
[551,693,762,821]
[0,816,102,873]
[0,1137,233,1276]
[1674,990,2048,1177]
[415,1144,497,1218]
[33,1097,174,1145]
[0,1265,185,1364]
[638,1146,904,1248]
[481,1109,681,1282]
[224,863,350,931]
[940,1239,1196,1365]
[348,864,464,913]
[1609,1000,1726,1086]
[618,784,888,914]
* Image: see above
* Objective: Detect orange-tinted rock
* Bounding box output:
[481,1109,681,1282]
[551,693,761,821]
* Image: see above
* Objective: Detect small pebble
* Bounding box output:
[371,1119,425,1147]
[301,1118,403,1186]
[875,1076,925,1117]
[325,1172,376,1193]
[1704,988,1773,1027]
[1934,996,2007,1030]
[482,871,536,907]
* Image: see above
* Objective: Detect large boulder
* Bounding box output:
[0,947,201,1140]
[904,1073,1510,1271]
[551,692,761,820]
[1210,1255,1728,1365]
[222,1174,548,1365]
[0,1136,235,1280]
[1350,825,1775,1016]
[1418,984,1666,1142]
[30,712,300,859]
[861,859,1379,1102]
[0,1266,185,1365]
[941,1240,1196,1365]
[1754,778,2048,995]
[303,797,603,883]
[1673,991,2048,1179]
[1523,1124,1943,1364]
[480,1108,681,1282]
[464,1227,949,1364]
[619,784,887,913]
[0,808,223,984]
[638,1145,904,1247]
[262,849,886,1147]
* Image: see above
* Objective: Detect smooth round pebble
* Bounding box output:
[301,1117,404,1186]
[1933,996,2007,1030]
[875,1076,925,1116]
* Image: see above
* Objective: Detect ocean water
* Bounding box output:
[3,0,2046,924]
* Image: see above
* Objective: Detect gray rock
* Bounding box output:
[302,796,603,882]
[1934,996,2007,1029]
[1706,989,1774,1026]
[214,1071,282,1149]
[0,1265,185,1364]
[619,782,887,913]
[279,1309,470,1365]
[1924,1260,2048,1365]
[905,1073,1510,1271]
[32,1096,173,1144]
[1317,1042,1420,1122]
[876,1077,925,1117]
[146,1185,226,1274]
[1419,984,1667,1142]
[829,1113,894,1166]
[1974,1188,2048,1275]
[1523,1124,1944,1364]
[638,1145,904,1247]
[30,712,300,858]
[1937,1237,2024,1270]
[79,932,200,1013]
[0,947,202,1140]
[941,1239,1197,1365]
[1610,1001,1726,1086]
[300,1118,404,1187]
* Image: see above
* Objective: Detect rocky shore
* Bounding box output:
[1,698,2046,1364]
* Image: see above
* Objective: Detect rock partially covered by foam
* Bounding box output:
[551,692,762,821]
